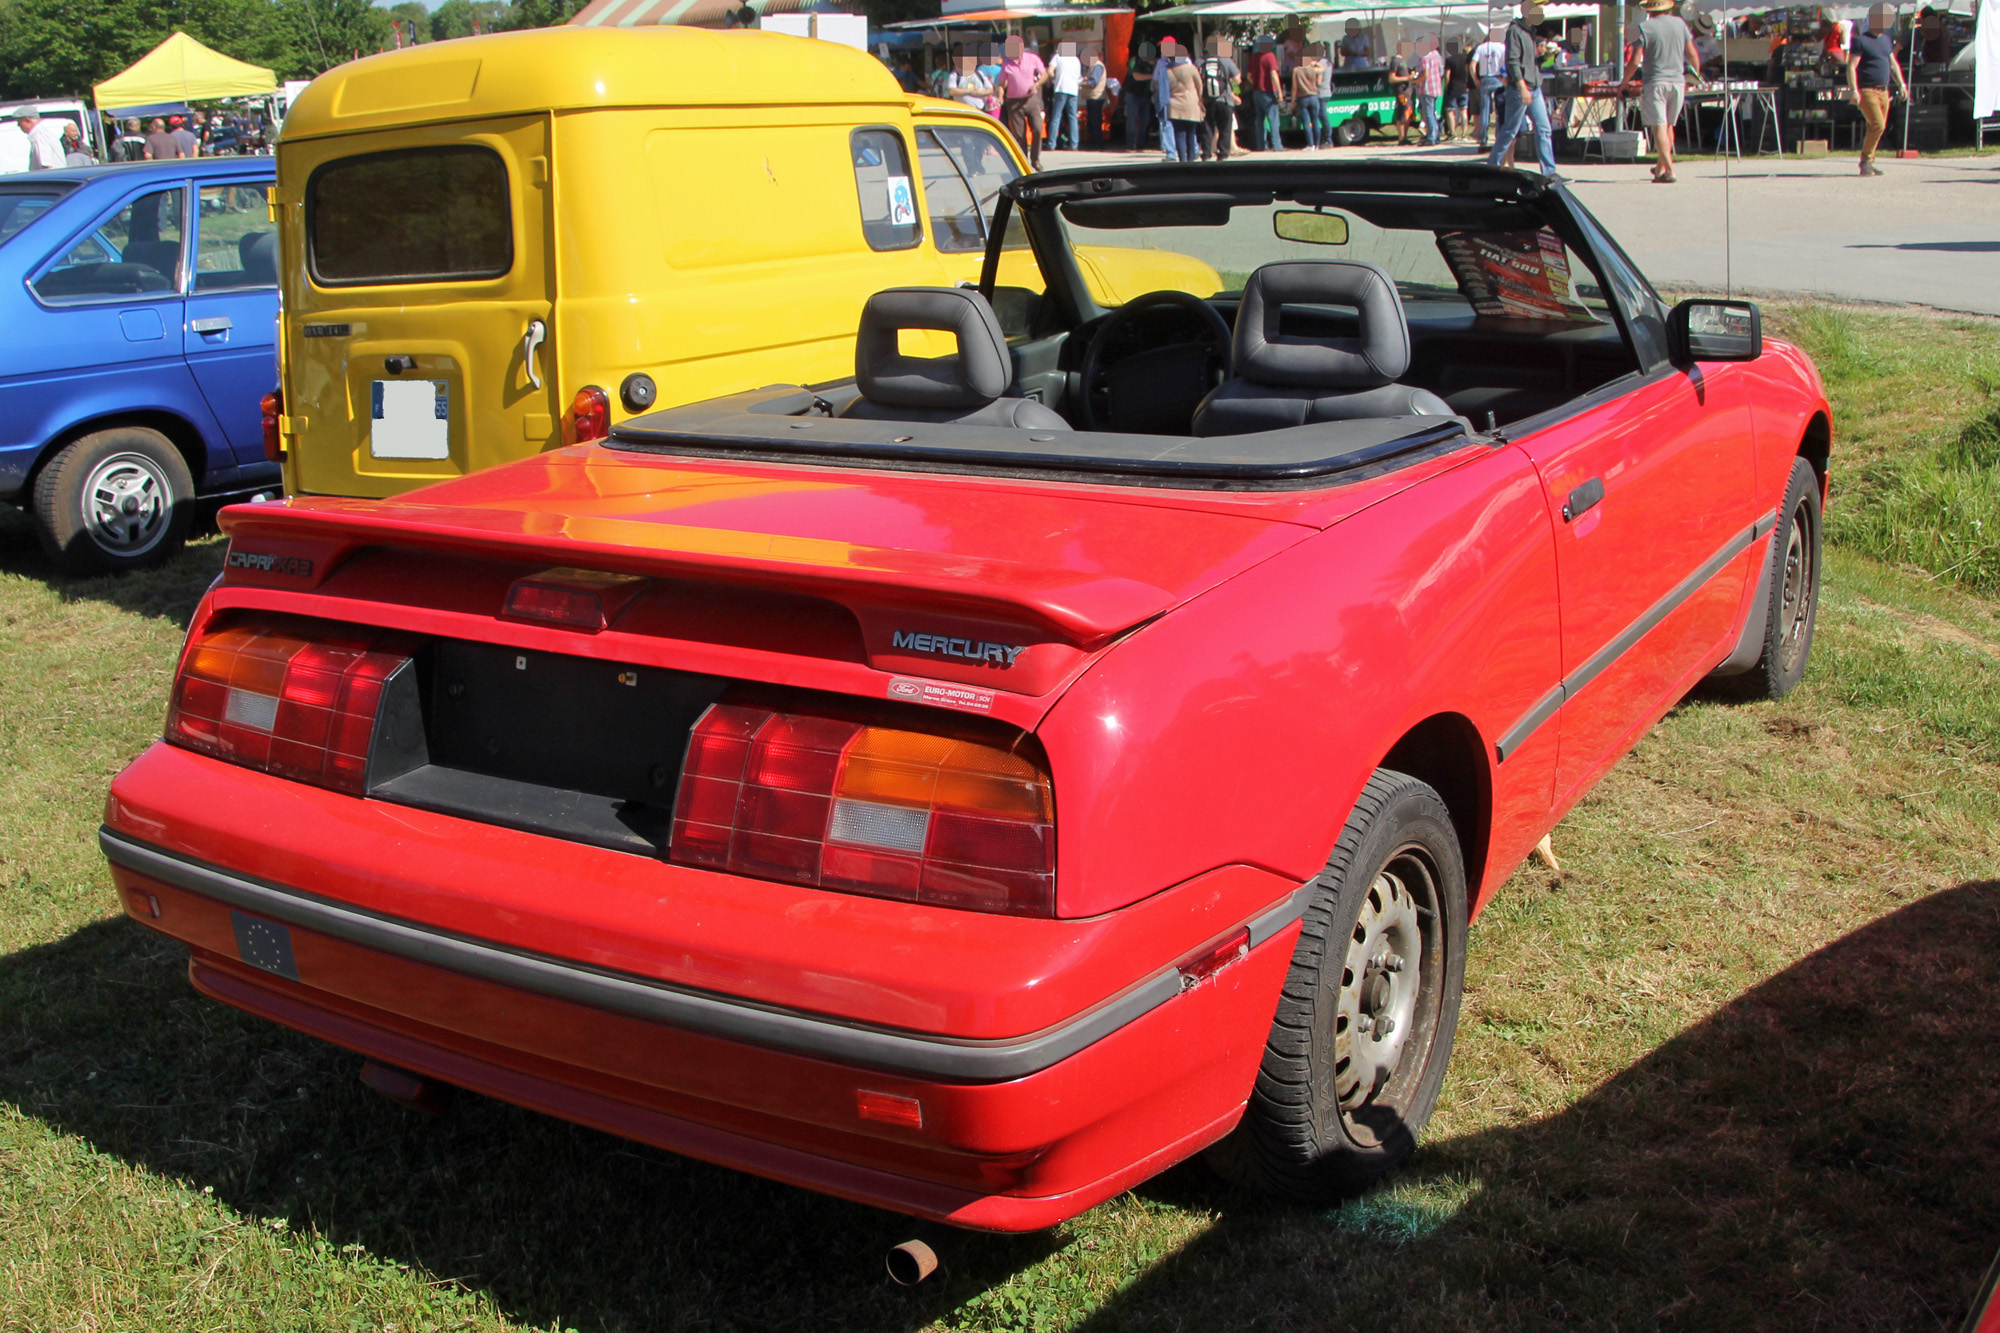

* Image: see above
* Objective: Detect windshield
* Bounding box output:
[0,189,65,246]
[1047,192,1612,322]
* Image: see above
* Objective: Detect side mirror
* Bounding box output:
[1669,298,1761,364]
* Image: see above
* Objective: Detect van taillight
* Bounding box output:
[261,390,283,462]
[670,704,1055,917]
[166,617,412,795]
[564,385,610,445]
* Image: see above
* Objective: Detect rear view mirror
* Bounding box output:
[1273,209,1350,246]
[1669,298,1761,363]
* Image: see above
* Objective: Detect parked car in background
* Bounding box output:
[103,162,1830,1228]
[0,157,279,572]
[271,25,1213,501]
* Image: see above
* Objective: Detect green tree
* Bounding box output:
[386,0,428,43]
[496,0,587,31]
[0,0,286,99]
[272,0,392,74]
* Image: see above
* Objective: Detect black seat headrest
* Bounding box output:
[855,287,1011,410]
[239,231,276,285]
[1234,261,1411,391]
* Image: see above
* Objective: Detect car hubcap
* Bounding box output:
[1777,495,1815,674]
[82,452,171,557]
[1336,857,1428,1113]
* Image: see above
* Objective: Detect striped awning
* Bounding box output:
[570,0,835,28]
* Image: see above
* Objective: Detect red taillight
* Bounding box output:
[563,384,610,445]
[166,616,412,795]
[670,703,1056,917]
[260,389,283,462]
[501,566,647,633]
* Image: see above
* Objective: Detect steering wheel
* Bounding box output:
[1076,289,1234,432]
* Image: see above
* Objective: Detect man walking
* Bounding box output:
[1627,0,1699,182]
[113,117,147,162]
[169,115,199,158]
[1048,41,1082,150]
[1487,3,1561,178]
[1417,38,1445,145]
[1126,41,1157,152]
[1443,40,1472,140]
[1846,3,1908,177]
[1472,26,1507,148]
[1201,37,1241,160]
[18,112,68,170]
[1155,37,1187,161]
[998,36,1049,168]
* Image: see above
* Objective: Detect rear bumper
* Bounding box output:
[104,830,1301,1230]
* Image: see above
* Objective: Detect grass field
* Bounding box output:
[2,305,1998,1332]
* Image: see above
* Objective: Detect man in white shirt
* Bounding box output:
[1048,41,1083,150]
[19,112,69,170]
[1472,29,1507,149]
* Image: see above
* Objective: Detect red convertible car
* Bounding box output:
[101,163,1829,1231]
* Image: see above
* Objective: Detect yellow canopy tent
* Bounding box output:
[94,32,277,112]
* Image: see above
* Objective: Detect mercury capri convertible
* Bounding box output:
[101,163,1830,1231]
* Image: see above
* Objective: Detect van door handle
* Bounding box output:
[522,319,547,390]
[190,316,232,333]
[1561,476,1604,523]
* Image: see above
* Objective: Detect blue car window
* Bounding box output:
[35,187,185,302]
[194,185,275,290]
[0,189,63,245]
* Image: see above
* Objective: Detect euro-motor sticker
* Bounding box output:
[226,549,315,578]
[887,676,995,713]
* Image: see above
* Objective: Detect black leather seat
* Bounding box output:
[1191,261,1455,437]
[239,231,277,285]
[843,287,1069,429]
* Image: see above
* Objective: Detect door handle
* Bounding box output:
[1561,476,1604,523]
[190,316,232,333]
[522,319,547,390]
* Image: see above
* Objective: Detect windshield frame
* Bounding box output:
[981,162,1646,369]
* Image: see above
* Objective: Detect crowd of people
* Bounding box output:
[0,106,272,174]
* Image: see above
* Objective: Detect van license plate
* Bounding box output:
[370,379,449,460]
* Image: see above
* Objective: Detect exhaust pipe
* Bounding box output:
[359,1060,452,1115]
[886,1239,940,1286]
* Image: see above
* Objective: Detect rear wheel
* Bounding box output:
[1710,455,1822,701]
[1335,115,1371,147]
[31,427,194,574]
[1207,768,1468,1203]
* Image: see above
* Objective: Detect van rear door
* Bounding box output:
[281,117,558,498]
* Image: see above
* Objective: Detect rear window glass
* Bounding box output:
[307,146,511,285]
[0,189,64,245]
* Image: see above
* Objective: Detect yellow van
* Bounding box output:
[272,26,1213,498]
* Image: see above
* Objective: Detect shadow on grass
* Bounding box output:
[1073,878,2000,1332]
[0,918,1057,1333]
[0,504,226,629]
[5,883,1996,1331]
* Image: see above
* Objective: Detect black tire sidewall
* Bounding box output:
[1758,456,1823,700]
[32,427,194,574]
[1309,778,1468,1172]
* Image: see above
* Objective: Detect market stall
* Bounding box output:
[93,32,276,113]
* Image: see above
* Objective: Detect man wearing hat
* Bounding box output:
[1625,0,1699,182]
[1338,18,1375,69]
[1486,2,1561,179]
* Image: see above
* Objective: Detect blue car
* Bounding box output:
[0,157,280,572]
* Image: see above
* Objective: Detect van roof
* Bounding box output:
[280,26,908,141]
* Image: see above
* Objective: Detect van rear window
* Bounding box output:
[307,146,511,285]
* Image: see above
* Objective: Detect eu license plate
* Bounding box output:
[369,378,449,460]
[231,911,300,982]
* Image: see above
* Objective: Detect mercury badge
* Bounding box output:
[891,630,1027,668]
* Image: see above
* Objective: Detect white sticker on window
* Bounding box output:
[886,175,916,227]
[369,378,450,460]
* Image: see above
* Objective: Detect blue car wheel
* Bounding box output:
[32,426,194,574]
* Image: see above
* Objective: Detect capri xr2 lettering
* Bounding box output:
[891,630,1027,667]
[226,550,315,577]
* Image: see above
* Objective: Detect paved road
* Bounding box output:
[1040,143,2000,315]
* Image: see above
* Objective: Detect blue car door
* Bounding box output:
[182,179,279,466]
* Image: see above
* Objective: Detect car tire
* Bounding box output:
[1709,455,1822,702]
[1207,768,1468,1204]
[1336,116,1370,147]
[31,427,194,575]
